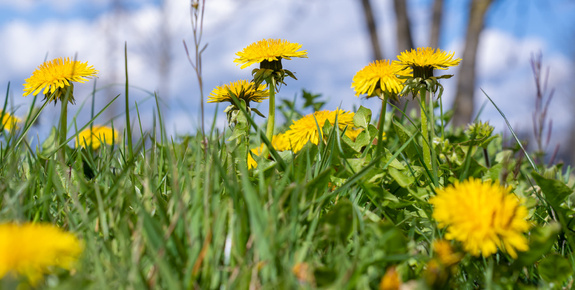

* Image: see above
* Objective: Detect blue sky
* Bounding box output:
[0,0,574,155]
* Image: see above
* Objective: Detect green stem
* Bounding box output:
[428,91,438,187]
[376,95,386,159]
[419,88,431,169]
[264,77,276,150]
[58,99,68,162]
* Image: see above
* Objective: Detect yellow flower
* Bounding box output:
[76,125,119,150]
[282,109,362,153]
[351,60,411,97]
[23,57,98,104]
[429,178,530,258]
[208,80,269,105]
[248,133,288,169]
[0,111,22,132]
[397,47,461,71]
[379,266,400,290]
[292,262,314,285]
[234,39,308,69]
[432,240,462,266]
[0,222,83,285]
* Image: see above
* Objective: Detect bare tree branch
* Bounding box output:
[360,0,383,60]
[452,0,493,127]
[393,0,414,53]
[430,0,444,48]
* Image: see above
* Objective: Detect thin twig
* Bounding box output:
[184,0,207,150]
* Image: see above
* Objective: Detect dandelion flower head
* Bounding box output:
[234,39,308,69]
[0,111,22,132]
[429,178,530,258]
[76,125,119,150]
[432,239,462,266]
[282,109,361,153]
[379,266,401,290]
[208,80,269,105]
[23,57,98,103]
[351,60,411,97]
[0,222,83,285]
[397,47,461,71]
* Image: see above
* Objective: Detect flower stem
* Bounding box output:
[428,91,438,186]
[58,99,68,162]
[265,77,276,149]
[376,95,386,159]
[419,87,431,170]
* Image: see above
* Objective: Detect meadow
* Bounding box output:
[0,24,574,290]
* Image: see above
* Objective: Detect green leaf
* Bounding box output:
[250,107,266,118]
[353,130,370,149]
[538,254,573,283]
[41,126,59,154]
[532,172,573,209]
[305,168,335,198]
[318,199,354,243]
[514,223,560,267]
[388,167,415,188]
[314,266,337,287]
[302,89,325,111]
[353,106,371,129]
[391,119,418,160]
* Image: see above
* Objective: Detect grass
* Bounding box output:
[1,19,574,290]
[1,76,574,288]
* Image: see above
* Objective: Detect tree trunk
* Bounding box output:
[360,0,383,60]
[393,0,414,54]
[430,0,444,48]
[452,0,493,127]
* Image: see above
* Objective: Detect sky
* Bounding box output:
[0,0,574,157]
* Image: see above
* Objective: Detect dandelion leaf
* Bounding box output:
[538,254,573,284]
[353,106,371,129]
[532,172,572,209]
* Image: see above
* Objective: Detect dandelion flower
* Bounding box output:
[292,262,313,285]
[76,125,119,150]
[432,240,462,266]
[282,109,362,153]
[397,47,460,79]
[0,222,83,285]
[208,80,269,105]
[379,266,400,290]
[23,57,98,104]
[397,47,461,71]
[234,39,307,70]
[429,178,530,258]
[351,60,410,98]
[235,39,307,146]
[0,111,22,132]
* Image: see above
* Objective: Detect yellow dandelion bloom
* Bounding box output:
[23,57,98,104]
[234,39,308,69]
[208,80,269,105]
[0,111,22,132]
[379,266,400,290]
[0,222,83,285]
[397,47,461,70]
[351,60,411,97]
[248,133,288,169]
[292,262,313,284]
[76,125,119,150]
[429,178,530,258]
[282,109,361,153]
[432,240,462,266]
